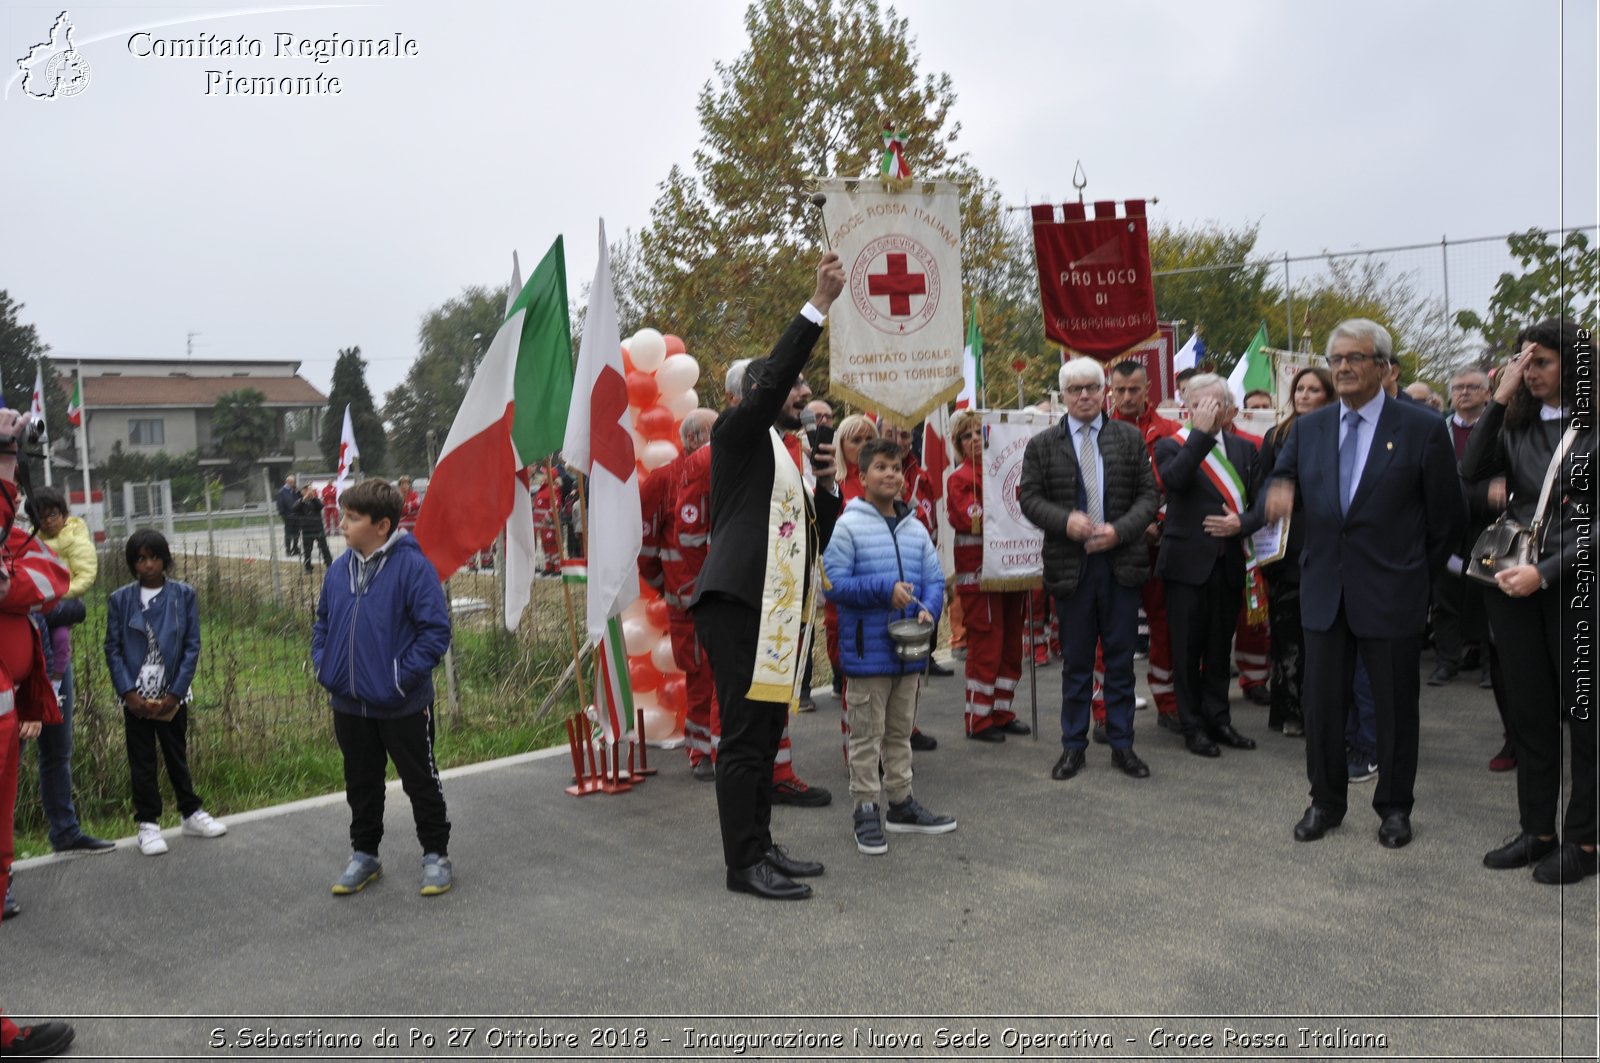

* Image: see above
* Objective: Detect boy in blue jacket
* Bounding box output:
[312,480,453,896]
[823,437,954,855]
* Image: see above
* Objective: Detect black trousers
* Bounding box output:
[1164,567,1239,737]
[694,596,789,870]
[1484,588,1596,845]
[1302,607,1422,819]
[332,707,451,857]
[283,519,300,555]
[124,705,201,823]
[302,527,333,567]
[1432,569,1487,667]
[1266,577,1305,729]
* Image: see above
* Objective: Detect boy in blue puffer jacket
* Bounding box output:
[823,437,954,855]
[312,479,453,897]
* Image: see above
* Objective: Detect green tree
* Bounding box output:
[210,388,275,480]
[384,286,508,474]
[0,291,71,484]
[319,346,387,474]
[1455,228,1598,359]
[636,0,1006,404]
[1149,221,1278,365]
[98,444,208,512]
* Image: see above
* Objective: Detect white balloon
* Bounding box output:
[641,439,678,471]
[664,388,698,419]
[655,353,700,395]
[622,616,654,656]
[628,425,646,455]
[639,704,683,743]
[630,328,667,372]
[651,634,678,674]
[621,598,649,625]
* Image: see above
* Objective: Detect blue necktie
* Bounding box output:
[1339,410,1362,515]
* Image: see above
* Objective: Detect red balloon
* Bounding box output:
[646,596,671,631]
[628,654,662,694]
[663,334,687,356]
[637,405,676,441]
[626,370,659,410]
[621,345,636,373]
[660,674,688,717]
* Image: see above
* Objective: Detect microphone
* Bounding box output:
[800,407,821,454]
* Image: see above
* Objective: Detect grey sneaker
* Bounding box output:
[885,795,957,834]
[420,853,453,896]
[331,852,381,895]
[853,803,888,855]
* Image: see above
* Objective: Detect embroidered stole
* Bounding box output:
[1174,426,1267,624]
[748,428,820,707]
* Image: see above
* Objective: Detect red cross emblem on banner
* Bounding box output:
[849,234,942,336]
[867,253,927,317]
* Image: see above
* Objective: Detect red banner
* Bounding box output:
[1031,200,1159,361]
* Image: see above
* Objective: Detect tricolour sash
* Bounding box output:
[1174,426,1267,624]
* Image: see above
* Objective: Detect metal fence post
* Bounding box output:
[261,468,281,606]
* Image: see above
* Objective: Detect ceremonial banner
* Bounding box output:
[979,408,1060,590]
[1030,200,1158,360]
[819,177,965,423]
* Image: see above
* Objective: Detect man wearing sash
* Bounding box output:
[1153,374,1264,757]
[691,253,845,901]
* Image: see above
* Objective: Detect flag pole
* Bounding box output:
[75,365,91,521]
[548,461,590,715]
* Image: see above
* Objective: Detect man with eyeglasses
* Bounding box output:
[1265,320,1464,849]
[1020,359,1161,781]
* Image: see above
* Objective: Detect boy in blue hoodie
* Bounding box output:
[823,437,954,855]
[312,480,453,896]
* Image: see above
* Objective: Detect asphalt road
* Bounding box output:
[5,655,1596,1062]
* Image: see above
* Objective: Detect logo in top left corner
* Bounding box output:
[17,11,92,100]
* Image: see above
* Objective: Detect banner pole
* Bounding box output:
[1026,590,1038,739]
[550,462,590,715]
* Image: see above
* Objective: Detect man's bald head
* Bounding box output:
[679,408,718,453]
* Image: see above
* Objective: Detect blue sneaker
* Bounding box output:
[885,795,957,834]
[420,853,453,896]
[1348,759,1378,784]
[853,803,888,855]
[331,852,381,895]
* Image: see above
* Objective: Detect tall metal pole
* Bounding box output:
[260,467,282,605]
[75,365,92,524]
[1282,254,1293,359]
[426,429,462,726]
[1440,234,1452,343]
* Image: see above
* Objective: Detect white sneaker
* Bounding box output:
[181,810,228,838]
[137,822,168,856]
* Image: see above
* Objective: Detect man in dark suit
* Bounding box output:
[1266,319,1465,848]
[276,475,300,556]
[690,253,845,901]
[1154,373,1262,757]
[1020,358,1162,782]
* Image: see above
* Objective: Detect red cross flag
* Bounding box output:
[817,177,965,424]
[335,404,360,497]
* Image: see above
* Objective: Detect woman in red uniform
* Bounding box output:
[944,410,1030,741]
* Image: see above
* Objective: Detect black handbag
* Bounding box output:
[1465,425,1577,588]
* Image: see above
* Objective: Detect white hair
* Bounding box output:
[679,408,716,447]
[1182,371,1232,408]
[724,358,752,398]
[1058,358,1106,392]
[1327,318,1394,362]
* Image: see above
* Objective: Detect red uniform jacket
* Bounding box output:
[945,460,983,586]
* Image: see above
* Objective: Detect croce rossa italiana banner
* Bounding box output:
[819,178,965,423]
[980,409,1060,590]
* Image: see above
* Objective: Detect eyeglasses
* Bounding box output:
[1063,383,1102,395]
[955,432,977,442]
[1325,353,1386,367]
[1449,382,1484,391]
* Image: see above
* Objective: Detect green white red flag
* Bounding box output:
[66,376,82,427]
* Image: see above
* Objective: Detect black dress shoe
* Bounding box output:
[967,727,1005,743]
[926,659,954,677]
[1378,811,1413,849]
[1050,748,1086,780]
[1483,832,1558,870]
[1242,685,1271,707]
[1111,747,1150,778]
[726,861,812,900]
[1294,805,1342,842]
[1090,722,1108,745]
[1000,718,1032,735]
[1185,732,1220,757]
[1532,842,1598,884]
[909,729,937,751]
[1156,713,1183,733]
[1208,725,1256,750]
[764,844,824,878]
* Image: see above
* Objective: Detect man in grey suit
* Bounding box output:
[1020,358,1161,782]
[1266,319,1465,848]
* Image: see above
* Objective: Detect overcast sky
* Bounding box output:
[4,0,1595,398]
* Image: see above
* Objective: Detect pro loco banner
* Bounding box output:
[979,408,1060,590]
[1031,200,1159,361]
[819,177,965,424]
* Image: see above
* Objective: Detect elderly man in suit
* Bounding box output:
[690,253,845,901]
[1266,319,1464,848]
[1154,373,1263,758]
[1020,358,1162,782]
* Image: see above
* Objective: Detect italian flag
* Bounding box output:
[1227,323,1273,404]
[66,376,82,427]
[956,296,983,409]
[415,238,573,590]
[561,220,641,743]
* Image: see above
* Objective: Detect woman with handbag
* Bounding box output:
[1461,317,1595,884]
